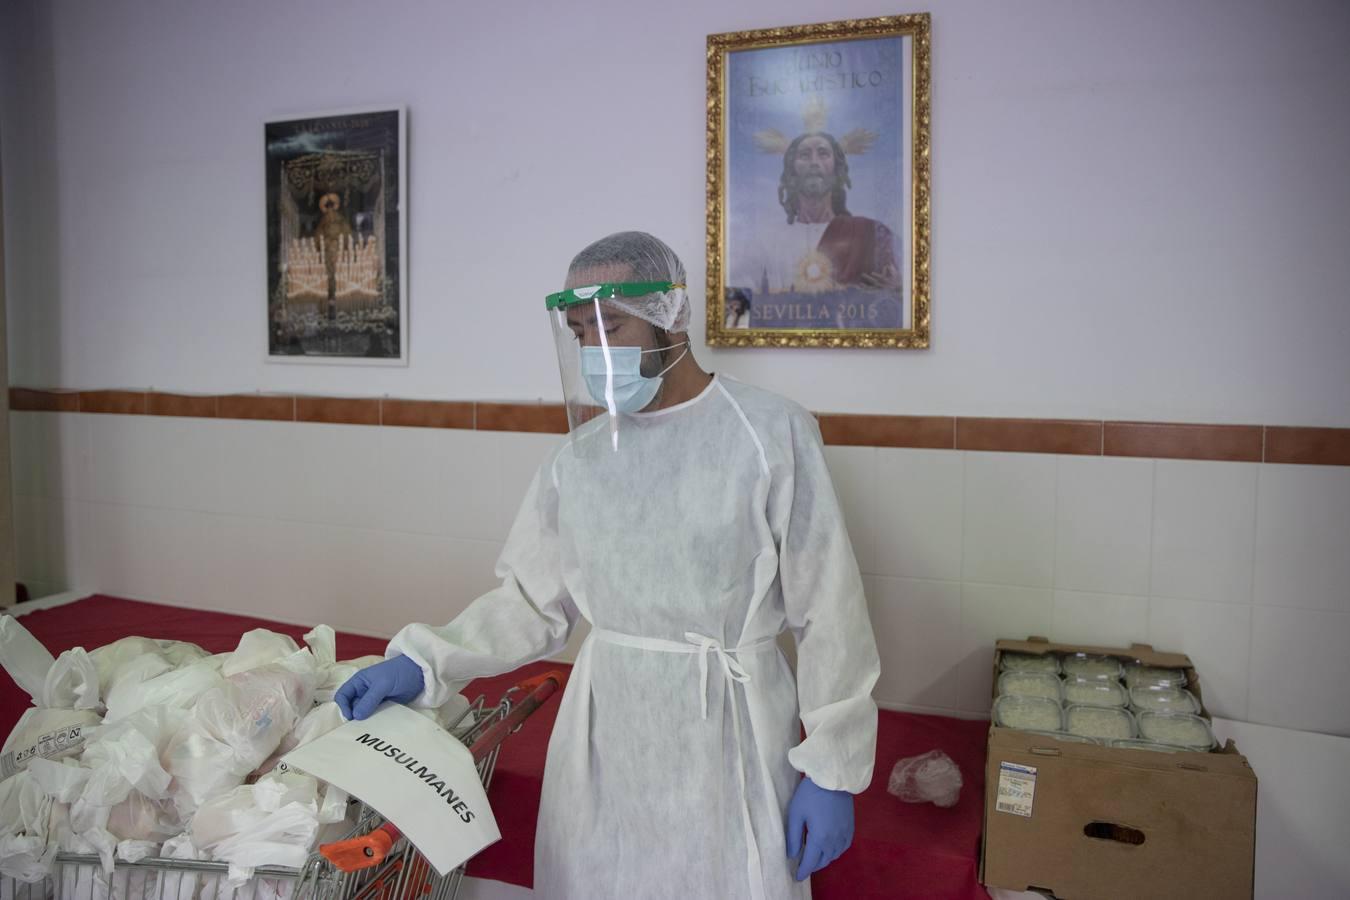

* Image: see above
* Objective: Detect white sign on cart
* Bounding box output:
[283,703,502,875]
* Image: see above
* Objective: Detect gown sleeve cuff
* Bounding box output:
[386,624,456,709]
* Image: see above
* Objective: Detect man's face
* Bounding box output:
[792,135,836,197]
[564,263,664,374]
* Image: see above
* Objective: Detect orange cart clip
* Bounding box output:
[322,821,402,872]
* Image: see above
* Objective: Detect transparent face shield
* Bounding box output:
[546,282,690,454]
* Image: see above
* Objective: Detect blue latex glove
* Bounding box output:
[785,776,855,882]
[335,655,425,721]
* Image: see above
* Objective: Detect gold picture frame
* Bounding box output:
[706,14,931,348]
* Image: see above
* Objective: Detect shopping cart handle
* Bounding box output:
[466,669,568,761]
[320,821,402,872]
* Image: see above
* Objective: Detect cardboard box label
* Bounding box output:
[995,761,1037,817]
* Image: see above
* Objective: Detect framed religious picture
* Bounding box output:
[265,107,407,365]
[706,15,931,348]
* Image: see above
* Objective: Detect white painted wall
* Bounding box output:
[2,0,1348,424]
[13,411,1350,738]
[4,6,1349,893]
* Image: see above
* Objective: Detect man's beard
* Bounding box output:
[796,173,833,198]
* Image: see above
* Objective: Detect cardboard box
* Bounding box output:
[980,637,1257,899]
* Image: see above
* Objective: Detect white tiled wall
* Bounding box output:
[11,413,1350,736]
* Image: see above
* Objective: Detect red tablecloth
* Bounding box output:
[1,595,989,899]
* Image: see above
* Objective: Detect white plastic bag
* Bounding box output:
[222,630,300,678]
[103,658,222,722]
[316,655,382,705]
[0,615,99,710]
[156,832,203,900]
[108,840,162,899]
[1,707,102,782]
[0,771,54,883]
[0,615,55,701]
[26,757,90,803]
[82,706,184,806]
[116,839,159,862]
[886,749,963,808]
[302,625,336,668]
[43,648,101,711]
[105,790,180,842]
[255,701,345,776]
[192,772,321,886]
[157,639,210,669]
[52,804,117,899]
[90,637,171,697]
[165,662,316,813]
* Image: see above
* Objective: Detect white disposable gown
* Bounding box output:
[389,376,880,899]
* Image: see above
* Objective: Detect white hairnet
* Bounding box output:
[566,232,692,334]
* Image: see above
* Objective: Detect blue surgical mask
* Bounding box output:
[581,343,689,414]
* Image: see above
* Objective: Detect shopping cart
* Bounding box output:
[2,670,566,900]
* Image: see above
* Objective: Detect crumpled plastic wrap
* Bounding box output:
[886,749,964,808]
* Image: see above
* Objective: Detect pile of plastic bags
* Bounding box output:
[0,615,468,898]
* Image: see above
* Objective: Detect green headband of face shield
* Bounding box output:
[544,281,685,311]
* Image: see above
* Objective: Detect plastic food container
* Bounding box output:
[1108,738,1193,753]
[1064,704,1136,740]
[1136,712,1217,750]
[1024,729,1099,745]
[993,695,1064,732]
[1062,677,1128,708]
[1124,664,1188,690]
[999,651,1060,675]
[1128,686,1201,714]
[1060,652,1124,681]
[997,671,1063,702]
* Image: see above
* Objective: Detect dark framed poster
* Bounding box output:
[265,107,407,364]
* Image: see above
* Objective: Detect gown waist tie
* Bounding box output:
[589,627,781,900]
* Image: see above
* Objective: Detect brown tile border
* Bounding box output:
[10,386,1350,466]
[1104,421,1263,463]
[217,394,295,422]
[9,388,79,412]
[296,396,380,426]
[956,417,1102,455]
[1264,427,1350,467]
[79,390,148,415]
[148,392,217,418]
[818,413,954,449]
[475,402,569,434]
[381,399,474,430]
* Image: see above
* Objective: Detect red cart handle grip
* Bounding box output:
[515,669,569,696]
